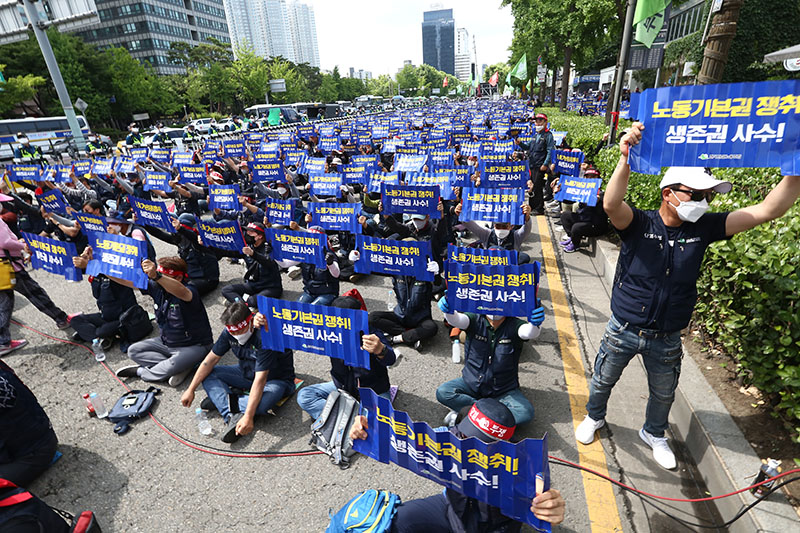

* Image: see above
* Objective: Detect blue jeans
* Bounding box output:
[297,381,392,420]
[202,365,295,422]
[298,292,337,306]
[585,314,683,437]
[435,377,534,425]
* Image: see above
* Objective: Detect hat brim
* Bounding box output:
[456,417,496,443]
[660,167,732,194]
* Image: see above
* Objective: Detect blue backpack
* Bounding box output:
[326,490,401,533]
[107,386,159,435]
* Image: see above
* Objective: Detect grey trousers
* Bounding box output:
[127,337,211,382]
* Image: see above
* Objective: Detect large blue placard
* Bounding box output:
[252,152,285,183]
[628,80,800,175]
[144,171,170,191]
[209,184,241,211]
[268,228,327,268]
[308,173,342,197]
[74,213,107,235]
[7,164,41,182]
[382,184,440,218]
[258,296,371,369]
[478,161,529,188]
[406,172,455,201]
[446,244,518,268]
[394,153,429,173]
[22,232,81,281]
[129,147,148,162]
[554,176,602,206]
[177,164,206,184]
[128,196,174,233]
[445,261,540,317]
[367,172,399,194]
[223,139,247,158]
[35,189,68,215]
[196,217,246,252]
[354,389,551,532]
[86,232,149,289]
[553,150,584,177]
[354,235,433,281]
[460,187,525,225]
[308,202,362,233]
[149,148,170,163]
[91,158,115,176]
[264,198,295,226]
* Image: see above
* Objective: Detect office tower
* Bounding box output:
[421,8,455,75]
[286,1,320,67]
[454,27,472,81]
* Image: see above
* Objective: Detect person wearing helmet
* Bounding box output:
[125,123,143,147]
[151,123,169,146]
[12,133,42,163]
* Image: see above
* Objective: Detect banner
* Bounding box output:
[74,213,107,235]
[114,157,135,174]
[35,189,68,215]
[319,135,341,154]
[45,165,71,183]
[284,149,307,167]
[554,176,602,206]
[171,152,193,166]
[72,160,92,177]
[308,202,362,233]
[308,173,342,198]
[446,261,540,317]
[460,188,525,225]
[268,228,327,268]
[367,172,399,194]
[628,80,800,175]
[144,171,170,191]
[196,217,246,252]
[22,232,81,282]
[149,148,170,163]
[128,196,174,234]
[7,164,40,182]
[406,172,455,200]
[258,296,371,370]
[129,147,148,163]
[553,150,584,177]
[91,158,115,176]
[223,139,247,158]
[382,184,440,218]
[460,142,482,157]
[342,162,371,184]
[301,157,327,176]
[447,244,518,268]
[551,131,567,146]
[430,149,455,167]
[86,232,149,289]
[354,389,551,532]
[354,235,433,281]
[478,161,529,188]
[209,184,241,211]
[394,154,429,173]
[177,164,206,184]
[252,152,285,183]
[264,198,295,226]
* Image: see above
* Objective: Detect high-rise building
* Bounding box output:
[76,0,231,75]
[454,27,473,82]
[286,1,320,67]
[421,8,454,75]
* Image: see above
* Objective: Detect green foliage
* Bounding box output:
[0,65,46,115]
[365,75,398,98]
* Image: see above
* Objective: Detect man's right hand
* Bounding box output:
[619,122,644,157]
[180,389,194,407]
[349,415,369,441]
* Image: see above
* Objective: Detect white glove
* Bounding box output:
[348,249,361,262]
[426,260,440,274]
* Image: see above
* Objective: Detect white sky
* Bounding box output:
[304,0,514,77]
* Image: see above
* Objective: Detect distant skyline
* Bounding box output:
[302,1,514,77]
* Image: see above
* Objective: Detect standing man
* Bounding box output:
[517,113,555,215]
[125,123,143,148]
[575,122,800,470]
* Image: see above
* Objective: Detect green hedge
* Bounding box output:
[539,107,800,440]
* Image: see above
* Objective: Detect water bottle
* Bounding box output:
[91,338,106,362]
[451,339,463,364]
[82,393,95,416]
[386,289,395,311]
[751,458,781,497]
[195,407,214,436]
[89,392,108,418]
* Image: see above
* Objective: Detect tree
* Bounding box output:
[396,64,420,96]
[230,47,271,107]
[318,74,339,102]
[264,58,308,104]
[0,66,46,117]
[697,0,744,84]
[366,75,397,97]
[337,77,366,101]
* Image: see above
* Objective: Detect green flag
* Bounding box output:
[634,0,670,49]
[510,54,528,81]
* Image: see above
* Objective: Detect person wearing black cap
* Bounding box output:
[347,398,565,532]
[125,123,143,148]
[220,222,283,307]
[516,113,554,215]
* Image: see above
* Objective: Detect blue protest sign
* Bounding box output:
[355,131,373,147]
[48,165,72,183]
[430,149,455,167]
[460,142,481,157]
[144,171,170,191]
[406,172,455,201]
[354,235,433,281]
[72,160,92,177]
[114,157,135,174]
[171,151,193,166]
[308,202,362,233]
[74,213,107,235]
[434,165,472,188]
[129,147,148,162]
[553,150,584,177]
[394,153,429,173]
[91,158,115,176]
[354,389,551,532]
[446,261,540,317]
[22,232,81,281]
[223,139,247,158]
[367,172,399,194]
[196,217,246,252]
[478,161,529,188]
[447,244,518,268]
[257,296,371,369]
[460,188,525,225]
[200,149,220,167]
[177,164,206,184]
[149,148,170,163]
[551,131,567,146]
[308,173,342,197]
[554,176,602,206]
[7,164,41,182]
[318,135,341,154]
[252,152,285,183]
[629,80,800,175]
[128,196,174,234]
[209,184,241,211]
[627,91,641,120]
[300,157,327,176]
[86,232,149,289]
[264,198,295,226]
[284,149,307,167]
[296,123,315,141]
[382,184,440,218]
[35,189,68,215]
[269,228,327,268]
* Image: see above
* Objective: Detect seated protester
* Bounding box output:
[105,210,157,262]
[220,222,283,307]
[70,246,137,347]
[144,215,220,296]
[296,295,395,420]
[435,295,545,426]
[454,202,533,264]
[0,483,71,533]
[0,360,58,487]
[180,302,295,443]
[558,170,609,253]
[113,257,213,387]
[347,398,565,532]
[276,226,340,306]
[168,178,207,217]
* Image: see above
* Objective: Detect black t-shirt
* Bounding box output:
[211,329,295,383]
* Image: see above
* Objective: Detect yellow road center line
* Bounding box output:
[536,216,623,532]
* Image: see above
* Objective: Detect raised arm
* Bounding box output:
[603,123,642,231]
[725,175,800,236]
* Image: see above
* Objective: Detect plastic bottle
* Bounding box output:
[386,290,395,311]
[82,393,96,417]
[752,458,781,497]
[451,339,462,364]
[91,338,106,362]
[195,407,213,436]
[89,392,108,418]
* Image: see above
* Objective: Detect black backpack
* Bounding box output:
[310,389,361,469]
[0,479,101,533]
[118,304,153,344]
[107,387,159,435]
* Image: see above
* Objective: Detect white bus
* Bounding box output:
[0,115,91,161]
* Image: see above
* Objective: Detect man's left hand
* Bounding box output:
[236,415,254,436]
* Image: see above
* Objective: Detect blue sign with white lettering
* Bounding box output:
[554,176,602,206]
[196,217,246,252]
[22,232,81,281]
[445,261,540,317]
[553,150,584,177]
[86,232,149,289]
[268,228,327,268]
[209,184,241,211]
[354,235,433,281]
[460,187,525,225]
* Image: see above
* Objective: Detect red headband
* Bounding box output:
[225,313,253,334]
[157,265,185,278]
[467,404,515,441]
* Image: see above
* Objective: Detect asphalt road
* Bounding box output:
[10,215,718,532]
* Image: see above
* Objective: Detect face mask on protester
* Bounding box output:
[486,315,504,322]
[412,218,427,230]
[276,186,288,197]
[88,136,97,143]
[671,191,709,223]
[534,125,544,133]
[20,137,30,145]
[495,228,511,240]
[131,128,139,134]
[231,327,254,345]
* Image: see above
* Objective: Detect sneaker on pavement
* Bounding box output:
[413,340,422,352]
[221,412,244,443]
[168,368,193,387]
[563,241,577,253]
[639,428,677,470]
[287,266,302,279]
[200,397,217,411]
[115,364,140,378]
[0,340,27,356]
[56,318,70,330]
[443,410,458,427]
[575,414,605,444]
[560,236,572,245]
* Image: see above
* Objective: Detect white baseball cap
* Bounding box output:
[659,166,732,194]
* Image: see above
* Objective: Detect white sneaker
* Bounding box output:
[287,266,302,279]
[168,368,193,387]
[545,200,560,209]
[575,414,605,444]
[639,428,677,470]
[443,410,458,427]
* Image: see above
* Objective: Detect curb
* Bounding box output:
[589,235,798,532]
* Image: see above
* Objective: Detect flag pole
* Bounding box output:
[609,0,638,147]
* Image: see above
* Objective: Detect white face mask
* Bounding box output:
[277,186,288,197]
[131,128,139,134]
[671,191,709,223]
[535,125,544,133]
[20,138,30,145]
[495,228,511,240]
[231,327,254,345]
[467,160,477,167]
[88,136,97,142]
[486,315,504,322]
[412,218,427,230]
